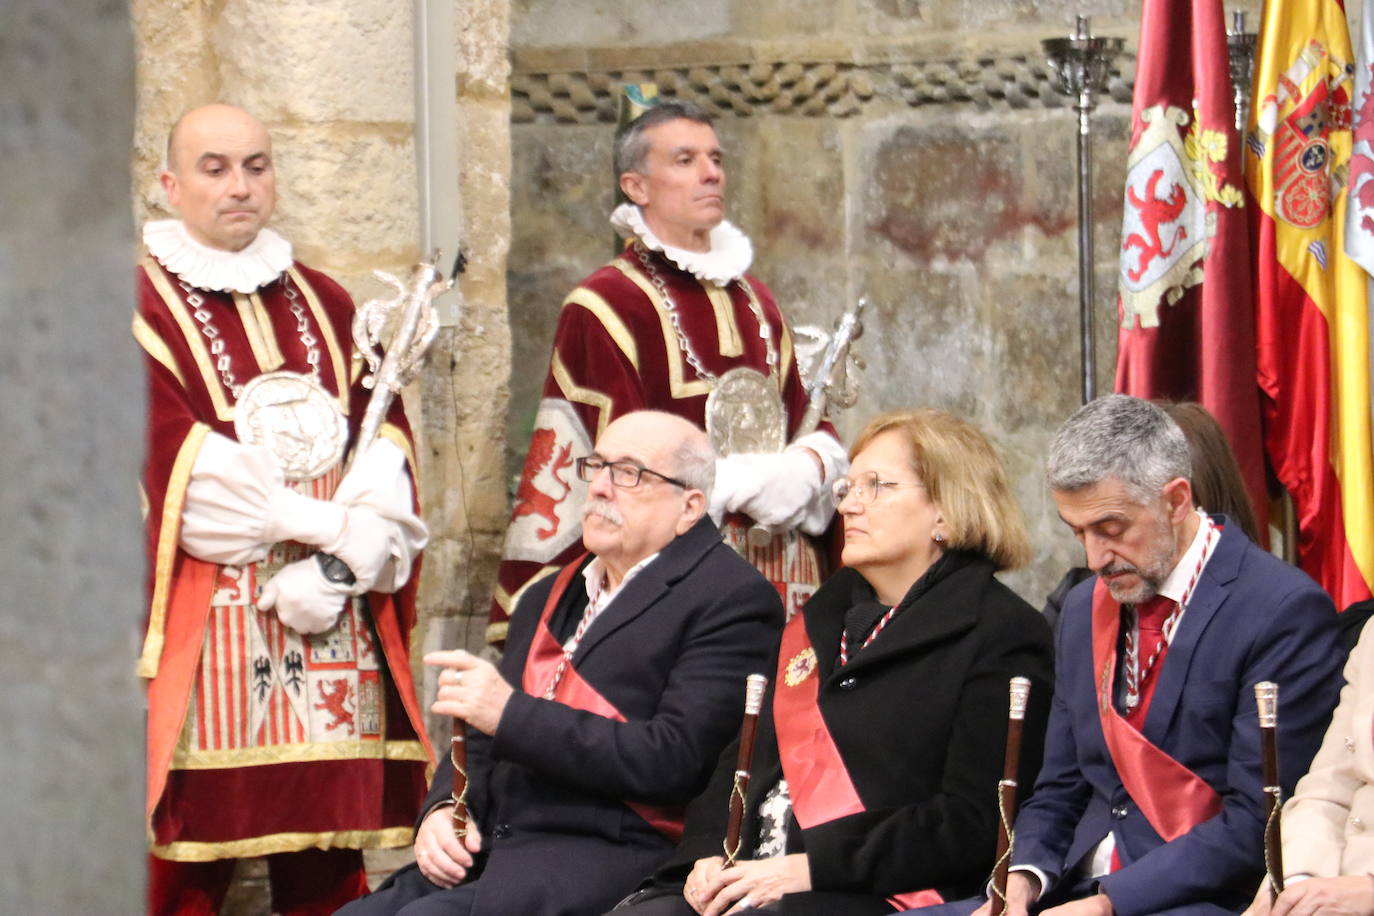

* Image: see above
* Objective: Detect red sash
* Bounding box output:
[773,613,943,910]
[1090,580,1222,842]
[519,555,685,842]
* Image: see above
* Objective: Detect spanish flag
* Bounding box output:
[1248,0,1374,608]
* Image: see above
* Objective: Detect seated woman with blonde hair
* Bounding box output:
[611,407,1055,916]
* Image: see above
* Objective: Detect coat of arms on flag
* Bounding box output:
[1253,40,1353,233]
[1119,105,1243,329]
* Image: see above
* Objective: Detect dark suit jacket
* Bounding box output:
[421,516,784,915]
[643,554,1055,916]
[1012,518,1342,916]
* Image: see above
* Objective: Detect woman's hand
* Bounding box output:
[683,857,727,914]
[412,805,482,889]
[1244,877,1374,916]
[692,854,811,915]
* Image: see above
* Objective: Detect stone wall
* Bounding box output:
[506,0,1260,605]
[129,0,511,906]
[1,0,143,911]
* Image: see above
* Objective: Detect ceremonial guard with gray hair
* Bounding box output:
[135,104,432,914]
[488,101,847,645]
[343,411,783,916]
[934,395,1342,916]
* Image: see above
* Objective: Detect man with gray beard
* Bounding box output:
[961,395,1342,916]
[342,411,784,916]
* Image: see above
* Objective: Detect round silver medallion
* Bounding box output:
[704,367,787,457]
[234,371,347,481]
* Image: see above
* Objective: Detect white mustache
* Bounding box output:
[582,499,624,526]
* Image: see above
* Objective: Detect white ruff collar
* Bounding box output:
[142,219,294,293]
[610,203,753,286]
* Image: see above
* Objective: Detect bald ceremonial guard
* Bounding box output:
[489,100,848,644]
[135,104,431,915]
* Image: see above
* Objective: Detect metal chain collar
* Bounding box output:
[182,273,322,397]
[632,241,778,384]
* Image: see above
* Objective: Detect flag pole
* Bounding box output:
[1044,17,1123,404]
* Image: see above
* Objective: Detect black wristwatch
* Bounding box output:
[315,551,357,586]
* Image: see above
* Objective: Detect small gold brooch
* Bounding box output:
[784,647,817,687]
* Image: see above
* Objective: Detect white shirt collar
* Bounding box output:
[566,551,661,653]
[143,219,293,294]
[1156,509,1216,606]
[609,202,753,286]
[581,550,660,609]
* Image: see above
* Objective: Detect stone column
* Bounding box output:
[1,0,143,911]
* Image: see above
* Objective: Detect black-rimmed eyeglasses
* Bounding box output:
[576,456,688,490]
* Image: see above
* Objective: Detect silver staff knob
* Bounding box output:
[1009,676,1032,721]
[743,674,769,716]
[1255,681,1279,728]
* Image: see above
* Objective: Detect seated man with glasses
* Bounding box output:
[341,410,785,916]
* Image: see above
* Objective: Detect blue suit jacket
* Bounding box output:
[1011,518,1342,915]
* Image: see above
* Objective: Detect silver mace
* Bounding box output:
[350,249,464,461]
[1043,16,1124,405]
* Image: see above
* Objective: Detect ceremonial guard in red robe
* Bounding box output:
[135,104,432,915]
[489,102,848,644]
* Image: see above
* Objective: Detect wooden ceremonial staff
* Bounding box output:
[991,677,1033,916]
[450,720,469,839]
[1256,681,1283,902]
[723,674,769,866]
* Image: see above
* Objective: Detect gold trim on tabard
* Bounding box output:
[287,266,350,417]
[489,563,563,642]
[132,311,188,389]
[171,739,430,770]
[552,352,616,440]
[608,258,712,400]
[233,291,276,371]
[138,423,211,679]
[142,257,234,423]
[379,423,422,503]
[150,827,416,863]
[245,290,287,369]
[705,285,744,357]
[485,620,510,645]
[564,288,642,370]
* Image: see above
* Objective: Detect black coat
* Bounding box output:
[392,517,785,916]
[645,554,1055,916]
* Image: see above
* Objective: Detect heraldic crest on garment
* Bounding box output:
[502,398,592,563]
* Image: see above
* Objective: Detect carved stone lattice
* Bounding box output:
[512,51,1137,123]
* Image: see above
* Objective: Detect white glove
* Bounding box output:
[327,439,428,593]
[323,505,396,595]
[180,433,346,564]
[264,487,347,547]
[257,556,350,635]
[708,448,821,535]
